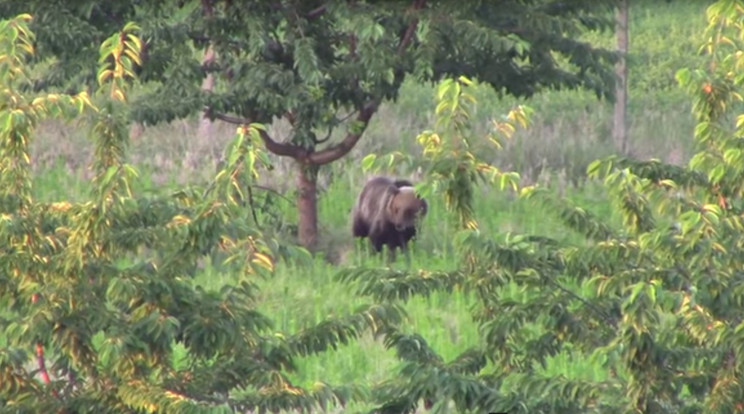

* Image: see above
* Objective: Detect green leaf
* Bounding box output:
[708,164,726,184]
[675,67,691,86]
[361,154,377,172]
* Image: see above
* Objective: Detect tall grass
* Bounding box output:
[29,161,617,390]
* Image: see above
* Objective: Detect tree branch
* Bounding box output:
[307,102,379,165]
[307,5,327,19]
[36,341,59,398]
[305,0,426,166]
[252,184,294,204]
[208,0,426,166]
[210,111,308,159]
[397,0,426,54]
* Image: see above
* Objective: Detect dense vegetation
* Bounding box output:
[0,0,623,250]
[6,0,744,413]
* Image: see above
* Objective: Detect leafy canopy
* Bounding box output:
[0,0,622,251]
[335,1,744,413]
[0,15,405,414]
[1,1,619,155]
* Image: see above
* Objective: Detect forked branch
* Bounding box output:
[209,0,426,165]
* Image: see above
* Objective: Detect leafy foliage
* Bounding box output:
[10,1,744,413]
[336,1,744,413]
[0,15,403,413]
[363,76,529,230]
[1,0,621,248]
[1,1,621,119]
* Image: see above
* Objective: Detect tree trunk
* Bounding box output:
[198,0,216,144]
[613,0,630,155]
[198,45,216,144]
[129,122,144,141]
[296,162,319,250]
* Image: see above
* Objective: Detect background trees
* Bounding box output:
[0,0,620,250]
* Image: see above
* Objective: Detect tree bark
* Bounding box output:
[198,45,216,143]
[129,122,144,141]
[296,162,319,250]
[198,0,216,144]
[613,0,629,155]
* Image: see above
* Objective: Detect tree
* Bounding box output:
[196,0,217,144]
[336,1,744,412]
[1,0,620,250]
[0,15,403,413]
[613,0,630,154]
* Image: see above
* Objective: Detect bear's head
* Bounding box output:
[388,187,428,231]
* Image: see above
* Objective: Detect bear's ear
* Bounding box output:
[387,187,401,211]
[391,195,401,216]
[387,191,399,215]
[420,199,428,216]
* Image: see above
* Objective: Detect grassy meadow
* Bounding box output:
[26,1,713,410]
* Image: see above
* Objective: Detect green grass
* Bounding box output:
[263,175,617,388]
[28,161,620,401]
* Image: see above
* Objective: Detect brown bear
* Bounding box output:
[351,176,428,261]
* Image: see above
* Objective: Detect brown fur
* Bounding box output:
[351,176,428,258]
